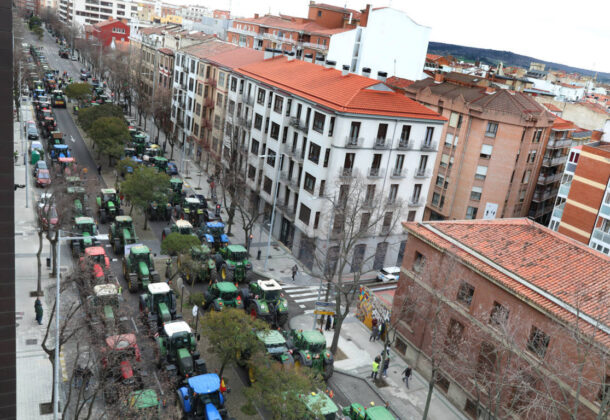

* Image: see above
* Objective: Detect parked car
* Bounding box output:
[166,162,178,175]
[29,140,44,156]
[26,121,39,140]
[35,169,51,188]
[33,160,48,177]
[376,266,400,282]
[80,68,90,80]
[38,204,58,229]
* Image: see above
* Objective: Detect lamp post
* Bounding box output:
[311,193,335,329]
[258,153,282,271]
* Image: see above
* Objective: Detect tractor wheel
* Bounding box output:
[113,238,120,255]
[247,366,255,385]
[100,209,106,224]
[277,313,289,327]
[207,268,217,286]
[294,353,303,369]
[71,243,80,258]
[128,274,138,293]
[323,363,334,380]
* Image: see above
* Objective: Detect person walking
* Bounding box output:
[402,365,412,388]
[97,164,102,175]
[369,324,379,341]
[82,367,92,391]
[371,358,380,380]
[34,299,43,325]
[325,315,332,331]
[73,365,84,388]
[382,354,390,377]
[291,264,298,281]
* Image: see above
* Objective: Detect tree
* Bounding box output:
[120,166,170,229]
[152,89,172,144]
[200,308,269,378]
[77,103,124,132]
[65,83,92,106]
[32,25,43,40]
[161,233,201,256]
[89,116,129,165]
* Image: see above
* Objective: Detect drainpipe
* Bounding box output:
[447,114,473,218]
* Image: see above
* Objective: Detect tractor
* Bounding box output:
[126,389,161,415]
[109,215,138,254]
[169,177,185,205]
[203,282,243,311]
[147,192,172,222]
[132,132,148,156]
[304,392,340,420]
[152,156,170,174]
[284,329,334,380]
[123,244,161,292]
[238,330,294,384]
[179,196,206,227]
[51,89,66,107]
[162,219,200,242]
[176,374,229,419]
[217,245,252,284]
[177,244,217,285]
[79,246,113,287]
[70,216,99,257]
[50,144,71,162]
[240,279,288,327]
[199,221,229,252]
[101,334,143,403]
[66,177,89,217]
[97,188,122,223]
[156,320,206,378]
[86,283,124,334]
[139,282,180,332]
[342,403,396,420]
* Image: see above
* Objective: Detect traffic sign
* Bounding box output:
[315,301,334,307]
[314,310,335,316]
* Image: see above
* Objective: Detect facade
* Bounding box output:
[393,75,556,223]
[136,0,179,23]
[196,15,233,41]
[16,0,40,15]
[85,18,130,47]
[223,55,445,272]
[176,5,208,21]
[394,219,610,419]
[58,0,139,26]
[549,142,610,255]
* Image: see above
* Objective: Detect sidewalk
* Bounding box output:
[290,313,468,420]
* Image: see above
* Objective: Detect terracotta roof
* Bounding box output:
[386,76,415,89]
[183,40,263,69]
[310,3,361,17]
[543,103,562,112]
[232,14,349,36]
[426,53,442,61]
[236,57,446,120]
[93,19,127,29]
[158,47,174,56]
[552,116,578,131]
[403,219,610,346]
[579,101,610,115]
[558,82,583,89]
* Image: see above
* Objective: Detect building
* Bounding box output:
[15,0,39,16]
[549,142,610,255]
[197,14,233,41]
[58,0,139,26]
[84,18,130,47]
[213,10,230,20]
[177,4,208,21]
[221,54,445,272]
[393,75,556,223]
[394,218,610,419]
[136,0,179,23]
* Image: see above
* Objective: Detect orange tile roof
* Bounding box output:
[386,76,415,89]
[543,103,562,112]
[552,116,578,131]
[233,14,349,36]
[426,53,442,61]
[311,2,361,17]
[183,40,264,69]
[236,57,445,120]
[403,219,610,346]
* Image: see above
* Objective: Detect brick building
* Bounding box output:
[549,142,610,255]
[85,18,130,48]
[392,75,557,223]
[393,219,610,419]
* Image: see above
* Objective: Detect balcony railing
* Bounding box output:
[391,167,406,178]
[344,136,363,148]
[414,168,432,178]
[537,172,563,185]
[421,140,437,151]
[279,171,290,182]
[339,167,355,178]
[409,197,424,207]
[229,27,258,37]
[289,176,300,190]
[547,138,572,149]
[203,98,214,109]
[528,204,553,219]
[237,117,252,129]
[558,181,572,197]
[386,198,400,208]
[397,139,415,150]
[542,155,568,167]
[532,188,559,202]
[302,41,328,50]
[205,78,217,88]
[244,96,254,106]
[289,117,309,133]
[367,167,384,178]
[277,202,296,220]
[373,138,389,149]
[592,228,610,245]
[600,203,610,219]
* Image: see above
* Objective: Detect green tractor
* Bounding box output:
[203,282,244,311]
[152,156,169,173]
[109,215,138,254]
[139,281,180,332]
[216,244,252,283]
[123,244,161,292]
[177,244,217,285]
[240,279,288,327]
[66,176,89,217]
[239,330,294,384]
[147,192,172,222]
[284,329,334,380]
[156,320,206,378]
[86,283,124,335]
[169,177,185,205]
[161,219,200,242]
[304,392,340,420]
[343,403,396,420]
[132,132,148,155]
[70,216,99,257]
[126,389,161,415]
[179,197,206,228]
[97,188,122,223]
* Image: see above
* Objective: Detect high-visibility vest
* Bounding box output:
[372,362,379,372]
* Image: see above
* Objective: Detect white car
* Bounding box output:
[376,266,400,282]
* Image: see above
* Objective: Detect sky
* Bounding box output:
[170,0,610,73]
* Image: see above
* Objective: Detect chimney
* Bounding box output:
[315,54,325,64]
[254,13,259,19]
[342,65,349,76]
[361,67,371,78]
[264,48,273,60]
[377,71,387,82]
[325,60,336,69]
[286,51,295,61]
[304,53,313,63]
[434,72,444,83]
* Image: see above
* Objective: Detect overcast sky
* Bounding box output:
[173,0,610,73]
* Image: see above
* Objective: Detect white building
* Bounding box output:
[177,5,209,21]
[58,0,139,26]
[326,7,430,82]
[222,54,445,273]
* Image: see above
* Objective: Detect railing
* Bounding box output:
[537,172,563,185]
[391,168,406,178]
[203,98,214,109]
[362,199,375,209]
[289,176,300,189]
[421,140,438,151]
[367,167,384,178]
[339,167,354,178]
[547,138,572,149]
[289,117,309,133]
[244,96,254,106]
[205,78,217,88]
[414,168,432,178]
[542,155,568,167]
[237,117,252,129]
[302,42,327,50]
[552,203,565,220]
[344,136,363,148]
[279,171,290,182]
[592,228,610,246]
[408,197,424,207]
[286,147,303,162]
[397,139,415,150]
[386,198,400,208]
[278,202,295,220]
[532,188,559,202]
[600,203,610,218]
[229,27,258,37]
[373,138,389,149]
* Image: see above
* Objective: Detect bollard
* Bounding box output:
[257,250,261,260]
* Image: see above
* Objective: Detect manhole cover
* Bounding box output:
[26,339,37,345]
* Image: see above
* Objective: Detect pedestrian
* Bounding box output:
[73,365,84,388]
[402,365,412,388]
[97,164,101,175]
[382,355,390,377]
[371,359,379,380]
[379,321,386,341]
[82,366,92,391]
[325,315,332,331]
[369,324,379,341]
[291,264,298,281]
[34,298,43,325]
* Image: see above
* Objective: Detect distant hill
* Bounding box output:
[428,42,610,83]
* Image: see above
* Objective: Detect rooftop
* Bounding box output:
[232,14,350,36]
[237,57,445,120]
[147,282,170,294]
[188,373,220,394]
[258,279,282,291]
[543,103,563,112]
[163,320,191,337]
[183,40,264,70]
[386,76,415,89]
[552,116,578,131]
[403,219,610,346]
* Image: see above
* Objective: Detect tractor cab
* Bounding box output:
[124,244,160,292]
[256,330,293,364]
[169,177,184,205]
[201,221,229,249]
[51,144,70,161]
[177,374,227,418]
[51,89,65,107]
[72,216,99,256]
[182,197,205,227]
[304,392,340,420]
[285,329,333,379]
[133,133,148,155]
[152,156,169,173]
[88,283,120,325]
[204,282,242,312]
[66,177,88,217]
[97,188,121,223]
[82,246,110,271]
[342,403,396,420]
[241,279,287,326]
[140,282,177,323]
[175,220,195,236]
[256,279,282,302]
[57,157,77,176]
[102,334,141,387]
[124,147,137,158]
[217,245,252,284]
[48,131,64,147]
[143,144,162,160]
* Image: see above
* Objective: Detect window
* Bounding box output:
[193,123,199,136]
[266,150,276,167]
[314,212,320,229]
[533,129,543,143]
[432,192,440,206]
[247,164,256,180]
[466,206,478,219]
[323,149,330,167]
[407,211,416,222]
[456,282,475,307]
[480,144,493,159]
[308,142,320,164]
[485,122,498,137]
[412,184,422,202]
[195,103,201,116]
[413,251,425,272]
[351,244,366,272]
[359,212,371,233]
[569,150,579,164]
[263,176,272,194]
[313,112,325,133]
[257,88,265,105]
[475,165,487,180]
[519,189,526,203]
[218,72,225,88]
[214,115,221,129]
[425,127,434,144]
[489,301,509,327]
[273,95,283,114]
[285,99,292,116]
[299,203,311,226]
[400,125,411,143]
[349,121,361,139]
[470,187,482,201]
[228,100,235,115]
[388,185,398,203]
[319,180,325,197]
[376,123,388,140]
[440,153,450,168]
[418,155,428,172]
[216,92,223,107]
[528,150,537,163]
[303,173,316,194]
[270,122,280,140]
[522,170,531,184]
[445,318,464,357]
[254,113,263,130]
[527,326,550,358]
[328,117,335,136]
[449,112,462,128]
[365,185,375,204]
[476,342,497,381]
[251,139,259,155]
[598,375,610,403]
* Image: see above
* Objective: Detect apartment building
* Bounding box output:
[222,54,445,272]
[58,0,139,26]
[395,218,610,419]
[136,0,179,23]
[549,142,610,255]
[84,18,130,47]
[394,75,556,223]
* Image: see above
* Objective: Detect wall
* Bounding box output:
[560,103,609,131]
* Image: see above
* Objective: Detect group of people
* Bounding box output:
[370,350,413,388]
[369,317,386,342]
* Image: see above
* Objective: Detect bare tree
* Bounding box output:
[152,89,172,145]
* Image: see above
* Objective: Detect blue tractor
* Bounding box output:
[176,374,229,419]
[198,222,229,252]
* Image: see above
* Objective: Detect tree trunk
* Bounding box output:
[143,212,148,230]
[50,238,57,276]
[36,230,44,296]
[422,365,436,420]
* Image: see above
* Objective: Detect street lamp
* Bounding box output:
[311,194,335,329]
[258,153,283,271]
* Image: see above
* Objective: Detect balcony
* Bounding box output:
[558,181,572,197]
[391,167,406,178]
[532,188,559,202]
[397,139,415,150]
[373,138,389,149]
[600,203,610,219]
[408,197,424,207]
[279,171,290,182]
[339,167,355,178]
[278,202,296,220]
[302,42,328,50]
[414,168,432,179]
[289,176,300,190]
[367,167,384,178]
[537,172,563,185]
[528,205,553,219]
[344,136,363,148]
[552,203,565,220]
[230,27,258,37]
[203,98,214,109]
[386,198,400,208]
[547,138,572,149]
[362,199,375,209]
[542,155,568,167]
[592,228,610,245]
[237,117,252,129]
[421,140,437,151]
[286,147,303,162]
[289,117,309,133]
[243,95,254,106]
[205,78,217,88]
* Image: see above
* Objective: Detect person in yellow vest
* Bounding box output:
[371,357,380,380]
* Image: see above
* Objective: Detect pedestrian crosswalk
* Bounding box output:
[281,284,335,309]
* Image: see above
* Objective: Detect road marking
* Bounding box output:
[299,304,306,308]
[59,351,68,382]
[153,371,164,395]
[288,291,329,298]
[111,258,118,262]
[304,309,315,314]
[295,296,336,304]
[70,135,75,143]
[130,317,139,334]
